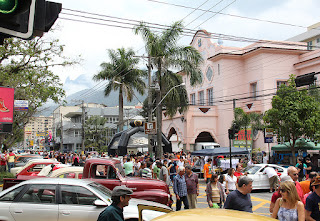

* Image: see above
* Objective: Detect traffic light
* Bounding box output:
[0,0,61,40]
[295,72,317,87]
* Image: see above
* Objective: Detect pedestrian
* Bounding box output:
[123,158,134,177]
[72,153,80,166]
[168,156,177,183]
[305,176,320,221]
[97,186,133,221]
[204,158,212,183]
[184,165,199,209]
[206,173,226,208]
[157,161,170,186]
[295,158,307,182]
[263,165,279,193]
[79,155,86,166]
[234,163,244,177]
[6,150,15,173]
[225,168,237,194]
[269,176,294,213]
[300,172,318,195]
[173,166,189,211]
[0,150,7,172]
[263,152,269,164]
[271,181,305,221]
[305,158,315,180]
[224,176,253,212]
[287,166,305,203]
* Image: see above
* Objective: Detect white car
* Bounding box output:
[0,178,170,221]
[243,164,288,190]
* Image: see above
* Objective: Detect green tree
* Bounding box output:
[0,37,76,149]
[93,48,147,132]
[84,116,108,152]
[232,108,263,151]
[135,21,203,157]
[264,75,320,164]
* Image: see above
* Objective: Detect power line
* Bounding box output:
[144,0,312,30]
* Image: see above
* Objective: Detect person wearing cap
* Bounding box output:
[97,186,133,221]
[305,176,320,221]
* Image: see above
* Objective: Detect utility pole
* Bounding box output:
[60,113,63,151]
[147,55,153,155]
[81,100,85,153]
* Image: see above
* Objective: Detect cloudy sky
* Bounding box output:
[46,0,320,97]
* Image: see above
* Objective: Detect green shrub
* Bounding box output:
[0,172,15,183]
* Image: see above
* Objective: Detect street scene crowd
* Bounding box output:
[1,149,320,221]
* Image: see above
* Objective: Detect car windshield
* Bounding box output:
[115,163,125,177]
[89,182,112,203]
[244,165,261,174]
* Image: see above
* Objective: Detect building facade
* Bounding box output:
[287,22,320,50]
[53,103,142,152]
[162,30,320,153]
[24,116,53,149]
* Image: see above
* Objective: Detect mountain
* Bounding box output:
[36,89,147,117]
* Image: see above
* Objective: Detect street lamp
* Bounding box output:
[152,82,186,113]
[154,82,186,158]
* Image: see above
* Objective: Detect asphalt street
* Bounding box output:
[170,179,273,217]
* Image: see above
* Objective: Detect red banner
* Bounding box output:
[0,87,14,123]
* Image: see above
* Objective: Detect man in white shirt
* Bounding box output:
[263,152,268,164]
[263,165,278,193]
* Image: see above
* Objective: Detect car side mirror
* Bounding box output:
[94,199,108,207]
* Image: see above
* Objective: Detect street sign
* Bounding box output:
[265,128,274,137]
[144,121,156,134]
[264,137,273,143]
[14,100,29,111]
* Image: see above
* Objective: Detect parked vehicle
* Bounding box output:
[3,158,172,207]
[194,142,220,151]
[243,164,287,190]
[48,166,83,179]
[82,158,172,206]
[0,178,170,221]
[14,154,43,167]
[10,159,58,176]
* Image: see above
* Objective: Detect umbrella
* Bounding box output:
[191,147,249,156]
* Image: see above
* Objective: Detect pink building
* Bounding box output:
[162,30,320,153]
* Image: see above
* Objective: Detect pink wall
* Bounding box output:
[162,30,320,152]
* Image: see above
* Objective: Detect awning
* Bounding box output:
[191,147,249,156]
[272,138,320,151]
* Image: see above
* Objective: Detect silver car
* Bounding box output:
[0,178,170,221]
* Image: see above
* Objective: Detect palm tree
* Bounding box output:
[93,48,147,132]
[135,21,203,158]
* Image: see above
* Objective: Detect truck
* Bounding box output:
[3,158,172,207]
[194,142,220,151]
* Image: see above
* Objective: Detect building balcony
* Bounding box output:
[63,122,82,130]
[63,136,82,144]
[238,99,263,113]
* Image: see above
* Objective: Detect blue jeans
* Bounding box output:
[8,162,14,173]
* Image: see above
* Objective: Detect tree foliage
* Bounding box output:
[263,75,320,163]
[232,107,264,150]
[0,37,76,149]
[84,116,108,153]
[93,48,147,131]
